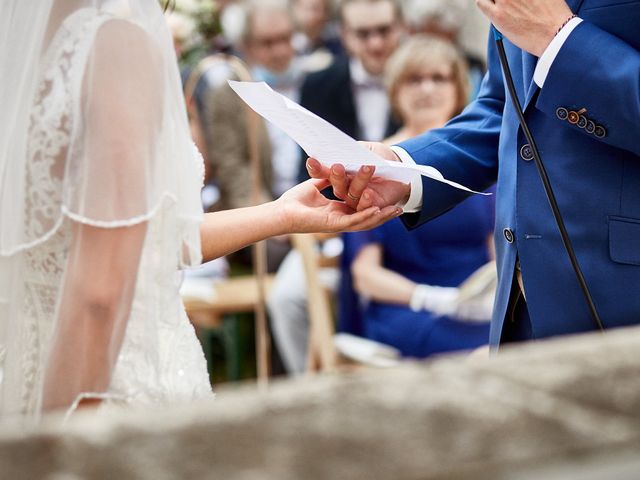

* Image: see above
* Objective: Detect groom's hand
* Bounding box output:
[306,141,411,211]
[476,0,573,57]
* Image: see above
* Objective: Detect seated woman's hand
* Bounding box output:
[305,142,411,211]
[275,178,402,234]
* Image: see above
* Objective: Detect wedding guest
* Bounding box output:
[351,36,494,358]
[291,0,343,71]
[201,0,308,270]
[205,0,304,212]
[269,0,404,374]
[402,0,486,98]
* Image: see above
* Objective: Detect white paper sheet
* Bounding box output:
[229,80,488,194]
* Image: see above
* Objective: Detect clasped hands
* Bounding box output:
[305,141,411,213]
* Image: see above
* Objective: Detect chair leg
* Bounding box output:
[222,314,244,382]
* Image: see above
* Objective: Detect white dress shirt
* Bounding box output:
[350,58,390,142]
[396,19,583,212]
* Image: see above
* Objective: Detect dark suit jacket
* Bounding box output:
[295,56,399,336]
[296,56,400,183]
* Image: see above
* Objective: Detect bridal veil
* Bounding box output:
[0,0,204,422]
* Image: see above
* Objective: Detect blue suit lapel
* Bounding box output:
[522,52,537,104]
[522,0,585,110]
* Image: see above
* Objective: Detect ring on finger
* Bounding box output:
[347,192,360,202]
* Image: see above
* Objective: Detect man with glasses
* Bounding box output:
[269,0,405,375]
[295,0,404,148]
[203,0,305,271]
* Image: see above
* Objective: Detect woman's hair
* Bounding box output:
[384,34,470,122]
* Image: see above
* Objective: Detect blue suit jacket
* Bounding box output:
[399,0,640,346]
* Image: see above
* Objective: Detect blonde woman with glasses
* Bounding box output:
[350,36,495,358]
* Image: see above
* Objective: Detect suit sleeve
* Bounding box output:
[398,35,503,229]
[535,20,640,156]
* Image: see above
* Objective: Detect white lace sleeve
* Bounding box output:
[41,19,160,413]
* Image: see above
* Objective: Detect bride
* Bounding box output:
[0,0,400,423]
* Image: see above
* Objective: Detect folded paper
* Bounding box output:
[229,80,488,195]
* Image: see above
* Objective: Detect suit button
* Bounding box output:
[503,228,514,244]
[567,110,580,124]
[520,144,533,161]
[556,107,569,120]
[577,115,588,129]
[594,125,607,138]
[567,108,587,125]
[586,120,596,134]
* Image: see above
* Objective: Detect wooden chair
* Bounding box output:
[291,234,402,374]
[290,233,341,373]
[183,274,275,381]
[183,53,272,385]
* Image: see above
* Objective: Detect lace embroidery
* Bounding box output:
[19,9,112,417]
[25,9,107,247]
[14,9,212,417]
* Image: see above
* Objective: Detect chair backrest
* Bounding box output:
[185,54,272,384]
[290,233,339,372]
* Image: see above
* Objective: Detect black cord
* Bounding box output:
[494,37,604,331]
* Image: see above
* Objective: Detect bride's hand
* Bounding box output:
[276,178,402,234]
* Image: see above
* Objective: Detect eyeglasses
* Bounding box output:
[405,72,454,87]
[348,23,396,42]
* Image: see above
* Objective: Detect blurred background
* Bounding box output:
[170,0,495,387]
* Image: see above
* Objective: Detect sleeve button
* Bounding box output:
[556,107,569,120]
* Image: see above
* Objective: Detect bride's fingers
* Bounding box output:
[309,178,331,191]
[352,205,402,231]
[334,205,401,232]
[306,158,331,179]
[329,164,349,200]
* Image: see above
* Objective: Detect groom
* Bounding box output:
[308,0,640,347]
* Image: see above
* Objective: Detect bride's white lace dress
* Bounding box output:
[15,8,212,418]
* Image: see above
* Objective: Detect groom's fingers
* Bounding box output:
[345,165,375,210]
[356,187,380,212]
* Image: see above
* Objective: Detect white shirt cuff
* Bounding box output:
[390,146,423,213]
[533,17,582,87]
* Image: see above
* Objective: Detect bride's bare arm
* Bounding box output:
[40,21,160,413]
[200,178,402,263]
[42,222,147,412]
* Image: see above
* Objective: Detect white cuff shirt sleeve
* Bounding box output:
[533,17,583,87]
[390,145,423,213]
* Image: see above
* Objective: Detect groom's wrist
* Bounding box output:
[391,146,423,213]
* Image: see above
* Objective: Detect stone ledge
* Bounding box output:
[2,326,640,479]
